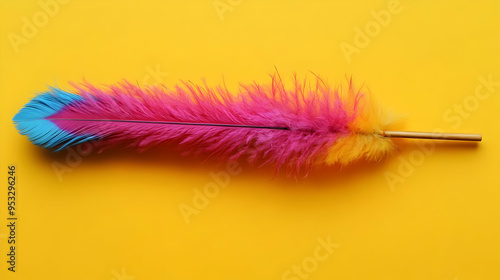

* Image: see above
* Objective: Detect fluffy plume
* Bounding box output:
[13,74,398,175]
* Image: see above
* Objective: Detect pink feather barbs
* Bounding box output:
[13,75,481,175]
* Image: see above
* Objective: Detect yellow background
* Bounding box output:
[1,0,500,279]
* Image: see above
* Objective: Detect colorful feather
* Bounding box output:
[12,75,480,175]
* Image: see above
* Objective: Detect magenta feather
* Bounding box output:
[14,75,396,175]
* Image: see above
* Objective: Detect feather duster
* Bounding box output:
[13,75,481,175]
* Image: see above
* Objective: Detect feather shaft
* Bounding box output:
[47,118,291,130]
[383,131,482,141]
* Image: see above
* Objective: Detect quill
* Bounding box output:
[13,75,481,174]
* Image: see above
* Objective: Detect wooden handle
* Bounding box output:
[382,131,482,141]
